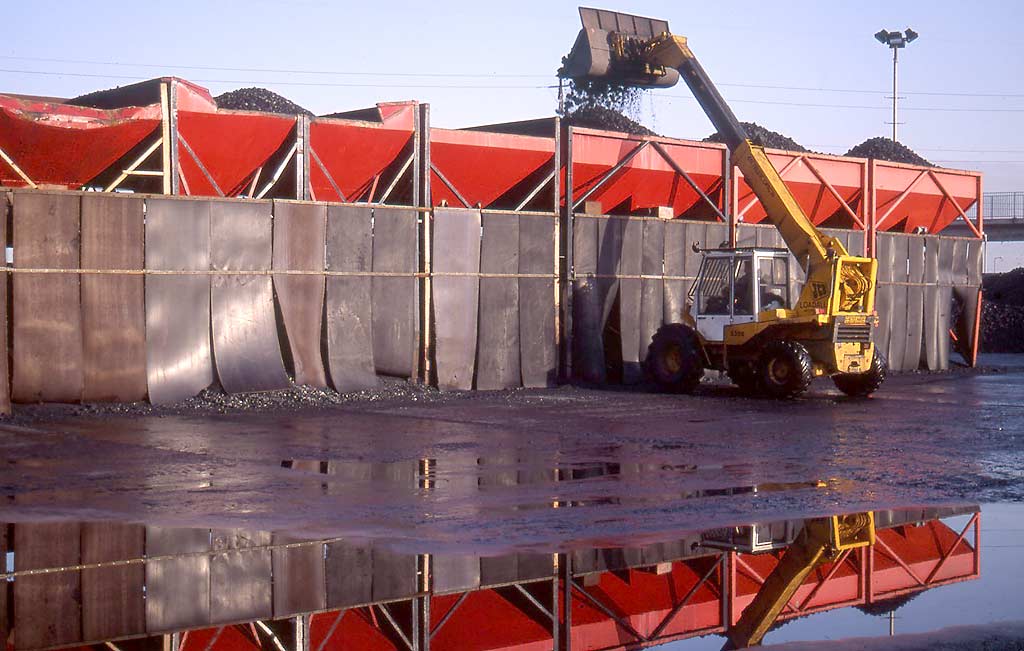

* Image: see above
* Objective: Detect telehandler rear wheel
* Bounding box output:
[645,324,704,394]
[758,340,813,400]
[833,351,887,397]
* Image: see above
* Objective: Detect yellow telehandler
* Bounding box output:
[562,8,885,399]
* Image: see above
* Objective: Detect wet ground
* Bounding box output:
[2,356,1023,552]
[1,356,1022,650]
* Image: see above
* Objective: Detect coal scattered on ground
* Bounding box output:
[981,268,1024,353]
[705,121,808,152]
[215,87,313,116]
[562,105,656,135]
[4,378,455,424]
[845,137,933,167]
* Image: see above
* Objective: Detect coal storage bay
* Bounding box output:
[1,355,1022,554]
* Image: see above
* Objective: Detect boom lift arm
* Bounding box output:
[645,33,873,314]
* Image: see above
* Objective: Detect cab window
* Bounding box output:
[758,256,790,310]
[733,257,754,315]
[699,257,732,315]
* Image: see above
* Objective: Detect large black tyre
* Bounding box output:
[645,324,704,394]
[833,351,888,397]
[758,340,813,400]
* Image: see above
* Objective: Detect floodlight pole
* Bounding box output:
[891,46,899,142]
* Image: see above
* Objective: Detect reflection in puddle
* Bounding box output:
[0,504,982,651]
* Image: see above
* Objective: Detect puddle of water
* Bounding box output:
[1,502,1007,651]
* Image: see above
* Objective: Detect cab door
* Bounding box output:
[694,255,757,342]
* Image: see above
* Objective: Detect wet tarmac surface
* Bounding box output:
[1,357,1022,554]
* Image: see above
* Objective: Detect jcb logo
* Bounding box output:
[811,282,830,300]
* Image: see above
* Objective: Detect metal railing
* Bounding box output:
[968,192,1024,221]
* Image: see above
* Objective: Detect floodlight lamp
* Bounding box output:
[905,28,919,43]
[874,29,889,44]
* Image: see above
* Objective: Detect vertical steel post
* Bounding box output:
[723,148,734,247]
[722,552,734,629]
[558,553,572,651]
[553,118,562,379]
[160,79,181,195]
[295,615,310,651]
[868,159,877,258]
[296,115,311,201]
[562,127,574,382]
[418,104,433,386]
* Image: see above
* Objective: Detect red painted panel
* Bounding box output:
[177,111,296,197]
[569,129,726,218]
[569,560,724,649]
[312,610,399,651]
[873,162,981,235]
[308,118,413,203]
[0,106,158,189]
[430,591,553,651]
[430,128,554,208]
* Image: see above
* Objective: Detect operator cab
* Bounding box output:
[689,248,792,343]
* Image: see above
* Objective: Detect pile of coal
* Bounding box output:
[845,137,932,167]
[983,267,1024,306]
[980,268,1024,353]
[563,105,656,136]
[980,301,1024,353]
[215,87,313,116]
[704,122,808,153]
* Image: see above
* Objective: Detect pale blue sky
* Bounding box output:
[4,1,1024,190]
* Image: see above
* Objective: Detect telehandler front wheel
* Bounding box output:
[758,340,813,400]
[645,324,704,394]
[833,351,888,397]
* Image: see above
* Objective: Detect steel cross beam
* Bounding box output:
[373,603,416,651]
[571,139,651,210]
[801,158,866,229]
[875,168,929,230]
[256,143,299,199]
[430,163,472,208]
[309,146,346,202]
[178,134,224,197]
[570,578,647,643]
[379,154,414,205]
[313,611,345,651]
[650,141,727,222]
[103,135,164,192]
[0,144,37,188]
[515,169,557,212]
[924,513,979,584]
[873,536,926,587]
[428,591,469,640]
[928,170,982,239]
[649,556,722,639]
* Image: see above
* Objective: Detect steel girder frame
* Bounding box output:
[866,513,981,602]
[732,150,869,256]
[869,162,984,366]
[561,126,732,380]
[728,514,981,632]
